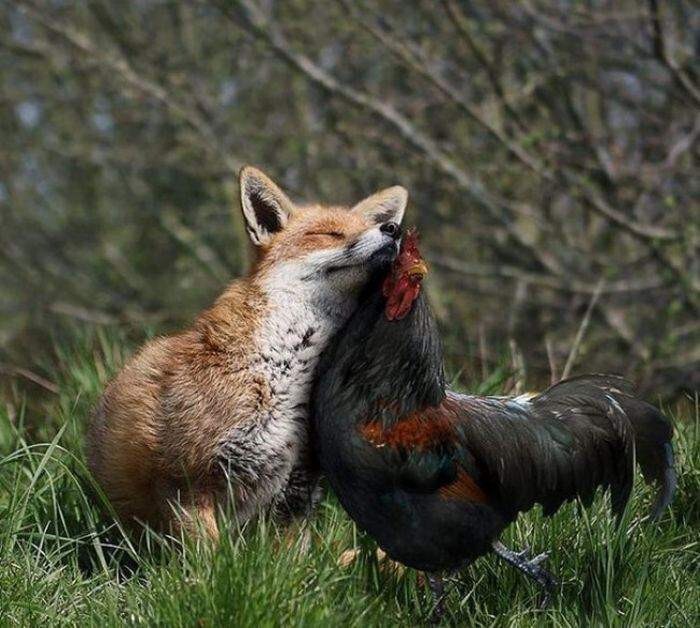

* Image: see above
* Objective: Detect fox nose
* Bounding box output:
[380,221,402,240]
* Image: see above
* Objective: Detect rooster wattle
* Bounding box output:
[311,228,676,617]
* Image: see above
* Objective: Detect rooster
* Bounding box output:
[311,228,675,617]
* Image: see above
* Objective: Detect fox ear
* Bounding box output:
[351,186,408,225]
[240,166,296,245]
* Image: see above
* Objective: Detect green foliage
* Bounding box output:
[1,332,697,626]
[1,0,699,400]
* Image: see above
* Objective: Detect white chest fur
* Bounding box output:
[219,262,357,519]
[255,260,357,418]
[254,292,336,433]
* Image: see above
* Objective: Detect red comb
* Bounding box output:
[399,227,421,260]
[384,227,426,319]
[389,227,424,273]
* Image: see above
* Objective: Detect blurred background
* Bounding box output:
[1,0,698,407]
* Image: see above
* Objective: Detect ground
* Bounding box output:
[1,330,698,626]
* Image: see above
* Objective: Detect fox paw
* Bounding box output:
[337,547,405,575]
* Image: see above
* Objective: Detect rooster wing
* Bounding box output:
[359,374,674,522]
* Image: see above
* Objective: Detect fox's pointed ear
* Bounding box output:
[351,186,408,225]
[239,166,296,245]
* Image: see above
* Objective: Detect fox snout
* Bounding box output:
[366,236,400,269]
[328,222,401,273]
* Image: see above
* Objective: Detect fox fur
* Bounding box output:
[87,166,407,539]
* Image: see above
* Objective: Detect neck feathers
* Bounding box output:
[316,286,446,429]
[369,292,446,419]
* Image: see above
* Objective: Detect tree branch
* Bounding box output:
[340,0,548,177]
[16,0,242,174]
[648,0,700,108]
[428,253,666,295]
[561,279,605,378]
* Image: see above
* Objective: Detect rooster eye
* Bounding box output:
[305,231,344,239]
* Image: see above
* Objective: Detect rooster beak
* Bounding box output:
[408,260,428,279]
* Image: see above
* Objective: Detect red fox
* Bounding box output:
[87,166,407,539]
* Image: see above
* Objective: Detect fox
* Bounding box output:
[87,166,407,539]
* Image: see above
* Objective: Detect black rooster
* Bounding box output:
[312,228,675,616]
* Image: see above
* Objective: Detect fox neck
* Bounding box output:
[253,261,363,416]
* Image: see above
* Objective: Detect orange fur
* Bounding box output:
[87,168,403,537]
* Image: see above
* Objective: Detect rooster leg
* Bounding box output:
[426,572,447,623]
[492,541,558,607]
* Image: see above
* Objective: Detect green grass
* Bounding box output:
[1,330,698,626]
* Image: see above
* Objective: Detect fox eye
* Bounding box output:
[305,231,344,239]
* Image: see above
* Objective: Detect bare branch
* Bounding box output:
[565,172,680,242]
[344,1,679,244]
[663,114,700,170]
[441,0,526,131]
[648,0,700,108]
[160,210,231,284]
[340,0,548,177]
[428,253,666,295]
[16,0,242,174]
[49,302,118,325]
[562,279,606,379]
[545,335,559,384]
[0,364,59,394]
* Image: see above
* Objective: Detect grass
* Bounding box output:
[0,329,698,626]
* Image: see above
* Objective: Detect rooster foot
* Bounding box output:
[492,541,558,607]
[512,546,530,560]
[513,546,550,566]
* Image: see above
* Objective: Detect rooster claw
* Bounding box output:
[492,541,558,607]
[513,547,549,563]
[535,566,557,608]
[513,547,530,560]
[530,551,550,566]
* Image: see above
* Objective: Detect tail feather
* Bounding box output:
[606,387,675,518]
[452,374,675,521]
[650,443,676,520]
[537,374,676,519]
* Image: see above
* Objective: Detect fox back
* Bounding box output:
[87,166,408,538]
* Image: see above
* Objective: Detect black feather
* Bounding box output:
[312,285,675,572]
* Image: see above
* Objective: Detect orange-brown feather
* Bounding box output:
[360,407,455,450]
[439,469,489,504]
[359,401,489,504]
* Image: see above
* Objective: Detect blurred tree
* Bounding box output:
[1,0,698,400]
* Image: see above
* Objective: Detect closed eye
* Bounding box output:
[305,231,344,239]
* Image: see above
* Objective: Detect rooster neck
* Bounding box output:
[378,292,446,420]
[317,285,447,429]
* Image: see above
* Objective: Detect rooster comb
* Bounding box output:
[400,227,421,258]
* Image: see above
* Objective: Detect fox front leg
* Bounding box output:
[272,462,321,553]
[273,460,322,524]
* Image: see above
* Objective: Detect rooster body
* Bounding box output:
[312,234,675,581]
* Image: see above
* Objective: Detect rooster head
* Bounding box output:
[382,228,428,321]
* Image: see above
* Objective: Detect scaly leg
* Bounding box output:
[492,541,558,607]
[426,572,447,623]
